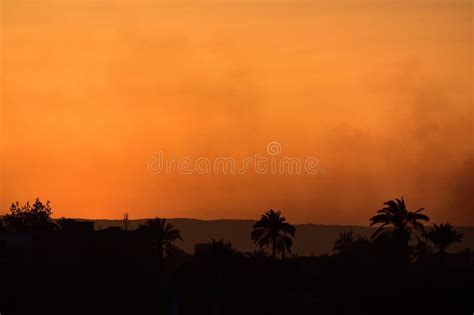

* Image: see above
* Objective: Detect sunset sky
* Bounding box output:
[1,0,472,225]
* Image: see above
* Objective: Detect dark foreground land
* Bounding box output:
[1,229,473,315]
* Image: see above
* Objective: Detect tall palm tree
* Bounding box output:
[251,209,296,259]
[370,197,429,237]
[424,223,463,254]
[370,197,429,261]
[138,218,182,262]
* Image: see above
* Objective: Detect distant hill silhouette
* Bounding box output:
[85,218,474,255]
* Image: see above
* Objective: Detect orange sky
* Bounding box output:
[1,0,473,225]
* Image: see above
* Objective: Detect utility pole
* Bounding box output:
[123,212,129,231]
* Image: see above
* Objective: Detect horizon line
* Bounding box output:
[43,217,474,228]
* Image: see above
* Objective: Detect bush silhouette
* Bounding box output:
[333,230,371,256]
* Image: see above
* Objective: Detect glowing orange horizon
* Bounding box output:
[1,0,472,225]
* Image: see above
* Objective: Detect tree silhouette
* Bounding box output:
[369,197,429,262]
[424,223,463,254]
[138,218,182,262]
[251,209,295,259]
[195,239,241,268]
[3,198,57,233]
[205,239,239,257]
[333,230,370,256]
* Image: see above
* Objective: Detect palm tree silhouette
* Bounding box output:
[370,197,429,261]
[138,218,182,262]
[370,197,429,237]
[424,223,463,254]
[251,209,296,260]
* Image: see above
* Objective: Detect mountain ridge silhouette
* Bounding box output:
[80,218,474,256]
